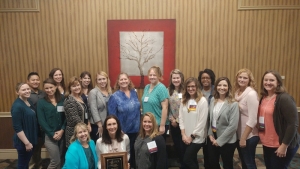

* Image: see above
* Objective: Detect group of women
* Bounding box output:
[11,66,299,169]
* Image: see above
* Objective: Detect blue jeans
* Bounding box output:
[236,136,259,169]
[170,124,186,169]
[15,143,34,169]
[263,145,299,169]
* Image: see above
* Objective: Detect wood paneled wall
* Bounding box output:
[1,0,300,113]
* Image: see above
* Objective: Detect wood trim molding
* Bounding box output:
[0,0,39,12]
[0,112,11,118]
[238,0,300,10]
[0,148,49,159]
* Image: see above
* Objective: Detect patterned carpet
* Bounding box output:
[1,154,300,169]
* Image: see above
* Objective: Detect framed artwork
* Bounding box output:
[101,152,128,169]
[107,19,176,88]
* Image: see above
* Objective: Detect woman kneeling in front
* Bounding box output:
[63,122,98,169]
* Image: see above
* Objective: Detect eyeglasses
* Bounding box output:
[187,85,196,88]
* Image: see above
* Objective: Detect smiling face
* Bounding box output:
[263,73,278,93]
[44,83,57,97]
[217,80,229,97]
[76,126,89,143]
[148,69,159,85]
[80,75,91,88]
[27,75,40,90]
[237,72,250,89]
[70,81,81,95]
[53,70,63,84]
[186,81,197,98]
[143,115,153,135]
[118,74,129,90]
[201,73,212,88]
[96,74,107,88]
[106,118,118,136]
[17,84,31,99]
[171,73,182,88]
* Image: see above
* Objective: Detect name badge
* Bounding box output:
[144,97,149,102]
[259,116,265,131]
[178,93,182,99]
[57,106,64,112]
[147,141,157,153]
[212,120,217,132]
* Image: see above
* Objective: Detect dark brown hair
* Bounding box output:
[101,115,124,144]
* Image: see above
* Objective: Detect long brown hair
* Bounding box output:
[49,68,65,91]
[43,78,62,103]
[101,115,124,144]
[182,77,203,105]
[214,77,235,103]
[80,71,93,94]
[168,69,184,96]
[260,70,286,97]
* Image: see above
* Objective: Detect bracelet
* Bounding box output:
[190,134,196,140]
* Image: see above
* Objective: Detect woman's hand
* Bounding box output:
[182,134,192,145]
[170,119,178,128]
[212,140,219,147]
[158,125,165,135]
[275,144,288,158]
[209,135,215,142]
[239,139,246,148]
[209,136,219,146]
[25,142,33,151]
[53,129,64,141]
[97,126,103,137]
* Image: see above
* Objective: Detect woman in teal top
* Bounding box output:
[11,82,38,169]
[141,66,169,139]
[63,122,98,169]
[37,78,66,168]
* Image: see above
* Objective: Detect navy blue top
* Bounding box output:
[108,89,141,133]
[11,98,38,147]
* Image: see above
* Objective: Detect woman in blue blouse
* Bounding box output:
[108,72,141,168]
[37,78,66,168]
[11,82,38,169]
[141,66,169,139]
[63,122,98,169]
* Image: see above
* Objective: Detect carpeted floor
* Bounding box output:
[1,154,300,169]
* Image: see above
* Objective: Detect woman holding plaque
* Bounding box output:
[63,122,98,169]
[96,115,130,169]
[135,112,167,169]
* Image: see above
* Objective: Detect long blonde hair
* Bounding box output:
[138,113,159,139]
[95,71,112,94]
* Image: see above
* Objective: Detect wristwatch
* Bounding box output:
[190,134,195,140]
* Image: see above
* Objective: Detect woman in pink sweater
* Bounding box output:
[234,68,259,169]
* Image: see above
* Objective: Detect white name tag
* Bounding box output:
[57,106,64,112]
[259,117,264,124]
[144,97,149,102]
[178,93,182,99]
[147,141,157,153]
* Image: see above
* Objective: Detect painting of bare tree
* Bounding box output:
[120,31,164,88]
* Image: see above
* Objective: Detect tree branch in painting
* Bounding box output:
[120,32,163,88]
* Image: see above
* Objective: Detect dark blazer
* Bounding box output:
[208,98,239,146]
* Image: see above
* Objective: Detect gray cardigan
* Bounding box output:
[88,87,109,125]
[273,93,300,148]
[208,98,239,146]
